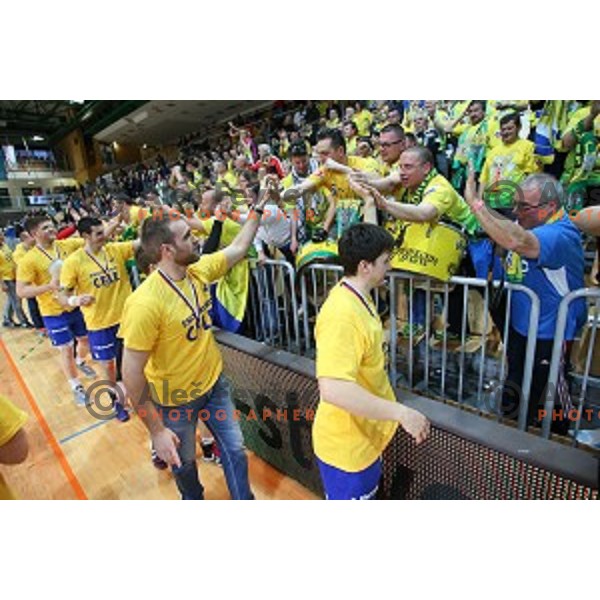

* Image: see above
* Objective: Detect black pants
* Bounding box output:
[501,328,572,435]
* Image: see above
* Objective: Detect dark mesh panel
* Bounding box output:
[219,342,598,500]
[220,345,324,496]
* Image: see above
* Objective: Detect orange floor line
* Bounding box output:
[0,337,88,500]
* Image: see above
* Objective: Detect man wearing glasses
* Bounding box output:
[464,171,586,434]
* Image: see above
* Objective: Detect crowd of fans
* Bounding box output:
[2,99,600,440]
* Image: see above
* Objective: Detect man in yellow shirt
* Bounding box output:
[0,394,29,500]
[16,216,94,405]
[353,101,374,137]
[120,192,270,500]
[479,112,539,210]
[314,222,429,499]
[282,129,380,240]
[1,229,31,328]
[59,217,137,422]
[343,120,359,156]
[12,230,44,331]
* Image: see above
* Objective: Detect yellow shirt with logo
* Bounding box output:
[308,155,380,202]
[397,173,479,235]
[0,243,16,280]
[313,282,398,472]
[16,238,84,317]
[60,241,135,331]
[479,138,539,189]
[119,252,228,406]
[0,394,28,500]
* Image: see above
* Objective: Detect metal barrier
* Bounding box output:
[387,273,540,431]
[294,264,541,431]
[542,288,600,441]
[246,259,301,354]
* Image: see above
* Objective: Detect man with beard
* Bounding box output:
[120,195,268,500]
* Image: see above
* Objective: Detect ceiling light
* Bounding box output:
[32,135,44,141]
[27,181,35,185]
[143,144,147,149]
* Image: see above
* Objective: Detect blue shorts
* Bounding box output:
[87,324,120,361]
[43,309,88,347]
[317,457,382,500]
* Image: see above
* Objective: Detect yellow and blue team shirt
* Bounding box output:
[16,238,84,317]
[119,251,229,406]
[313,281,399,472]
[0,243,16,280]
[59,241,135,332]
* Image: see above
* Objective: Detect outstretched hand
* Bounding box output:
[464,161,478,208]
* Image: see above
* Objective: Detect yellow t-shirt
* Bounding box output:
[354,109,374,137]
[119,252,229,406]
[216,171,239,190]
[0,394,28,500]
[308,155,380,202]
[0,243,16,280]
[16,238,84,317]
[59,241,135,331]
[313,282,398,472]
[11,242,30,265]
[346,136,358,156]
[398,173,479,235]
[479,138,539,188]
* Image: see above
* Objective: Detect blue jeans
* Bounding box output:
[158,374,253,500]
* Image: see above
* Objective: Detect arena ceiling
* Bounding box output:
[0,100,271,148]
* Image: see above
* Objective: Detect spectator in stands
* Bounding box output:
[479,112,539,212]
[343,120,359,156]
[251,144,285,179]
[464,170,587,434]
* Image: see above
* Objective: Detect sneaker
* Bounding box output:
[36,328,47,337]
[20,321,35,329]
[76,362,97,378]
[113,401,130,423]
[2,320,17,328]
[151,449,168,470]
[73,385,88,406]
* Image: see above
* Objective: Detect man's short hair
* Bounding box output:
[343,120,358,134]
[290,141,308,157]
[500,112,521,129]
[338,223,395,277]
[380,124,405,139]
[24,215,51,234]
[77,216,103,236]
[521,173,564,208]
[468,100,487,112]
[403,145,434,166]
[140,217,176,265]
[317,128,346,153]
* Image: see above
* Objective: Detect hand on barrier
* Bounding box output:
[399,406,431,445]
[152,428,182,468]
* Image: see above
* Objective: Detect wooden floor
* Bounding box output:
[0,327,317,500]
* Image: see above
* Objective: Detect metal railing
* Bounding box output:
[542,288,600,442]
[247,259,301,354]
